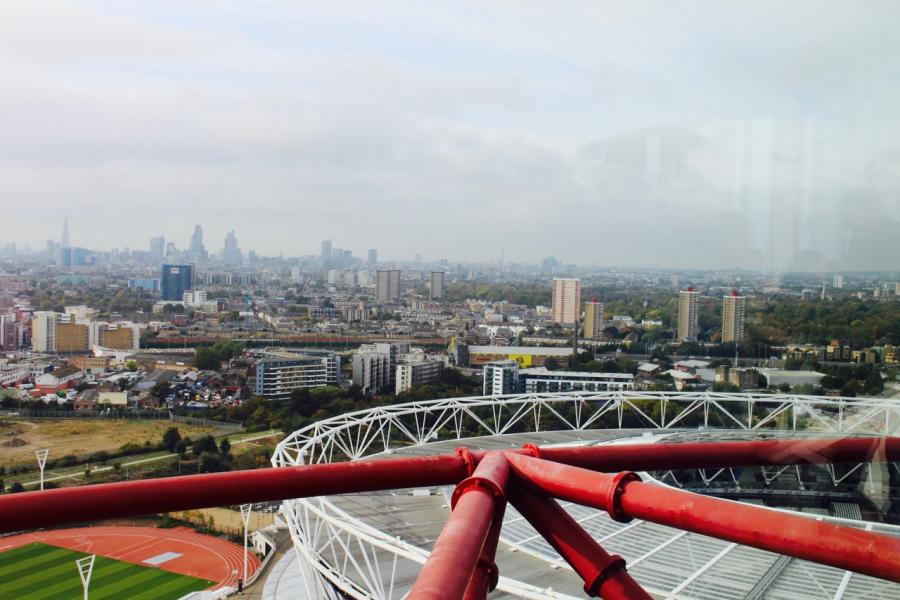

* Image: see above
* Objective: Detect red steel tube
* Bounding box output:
[408,452,510,600]
[463,503,505,600]
[0,454,470,535]
[532,436,900,472]
[505,452,900,583]
[509,487,651,599]
[533,436,900,472]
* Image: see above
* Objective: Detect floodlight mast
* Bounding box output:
[0,437,898,600]
[240,503,252,588]
[35,448,49,491]
[76,555,95,600]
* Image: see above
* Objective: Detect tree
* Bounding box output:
[10,482,25,494]
[601,326,620,341]
[151,382,172,400]
[199,451,228,473]
[162,427,182,452]
[576,350,595,364]
[125,360,138,372]
[544,357,560,371]
[863,369,884,395]
[783,357,804,370]
[219,438,231,457]
[289,388,316,417]
[174,440,187,458]
[712,382,741,392]
[192,434,218,456]
[194,348,221,371]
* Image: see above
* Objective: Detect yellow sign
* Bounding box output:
[507,354,534,367]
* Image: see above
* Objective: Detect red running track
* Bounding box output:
[0,526,260,589]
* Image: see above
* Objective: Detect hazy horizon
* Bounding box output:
[2,2,899,271]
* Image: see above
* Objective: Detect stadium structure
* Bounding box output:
[1,391,899,600]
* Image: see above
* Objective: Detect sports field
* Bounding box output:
[0,542,214,599]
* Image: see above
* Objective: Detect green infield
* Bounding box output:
[0,542,214,599]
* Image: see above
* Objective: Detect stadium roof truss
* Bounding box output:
[1,392,899,600]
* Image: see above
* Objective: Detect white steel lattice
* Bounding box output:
[272,391,900,599]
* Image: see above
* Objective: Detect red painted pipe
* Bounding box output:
[505,452,900,582]
[509,487,651,599]
[408,452,510,600]
[534,436,900,472]
[0,454,469,535]
[463,504,505,600]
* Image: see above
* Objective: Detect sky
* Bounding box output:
[2,1,899,270]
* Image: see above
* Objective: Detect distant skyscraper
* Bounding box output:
[188,225,207,260]
[376,269,401,303]
[541,256,559,274]
[150,236,165,261]
[160,264,193,301]
[223,230,242,265]
[321,239,332,268]
[429,271,445,301]
[721,291,746,343]
[551,278,581,325]
[368,249,377,267]
[833,274,844,289]
[584,299,604,339]
[60,215,70,249]
[677,288,700,342]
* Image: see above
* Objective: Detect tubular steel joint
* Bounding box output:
[521,443,542,458]
[605,471,640,523]
[451,458,507,510]
[455,447,477,476]
[584,553,627,597]
[475,556,499,591]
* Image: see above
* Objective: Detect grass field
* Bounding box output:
[0,419,216,466]
[0,542,214,599]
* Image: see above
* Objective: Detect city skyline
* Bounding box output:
[9,216,900,274]
[2,3,899,270]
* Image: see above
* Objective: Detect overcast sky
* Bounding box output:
[2,1,899,270]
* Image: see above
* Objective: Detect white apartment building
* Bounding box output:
[254,349,341,398]
[31,311,56,352]
[483,360,521,395]
[482,360,634,395]
[352,342,411,395]
[395,352,445,394]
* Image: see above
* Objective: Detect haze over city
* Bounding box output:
[2,3,900,598]
[3,1,900,270]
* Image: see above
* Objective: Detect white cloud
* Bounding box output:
[1,0,899,268]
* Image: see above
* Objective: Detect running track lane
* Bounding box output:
[0,526,260,589]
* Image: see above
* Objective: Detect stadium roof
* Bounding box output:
[268,428,900,599]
